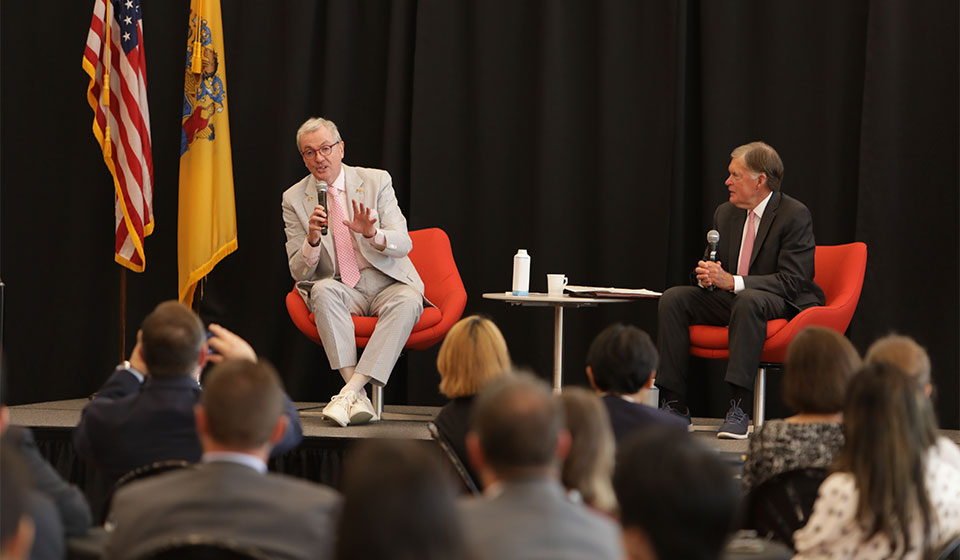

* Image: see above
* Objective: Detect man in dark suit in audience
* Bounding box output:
[73,301,302,481]
[585,323,689,444]
[459,372,622,560]
[1,439,62,560]
[105,359,341,560]
[614,430,739,560]
[1,361,90,556]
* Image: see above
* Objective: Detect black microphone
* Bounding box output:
[317,181,328,236]
[705,229,720,291]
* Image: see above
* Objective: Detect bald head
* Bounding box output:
[470,372,564,476]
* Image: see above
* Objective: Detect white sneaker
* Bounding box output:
[349,393,379,425]
[322,392,356,427]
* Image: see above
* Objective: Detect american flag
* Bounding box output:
[82,0,154,272]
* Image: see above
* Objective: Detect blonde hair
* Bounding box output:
[437,316,511,398]
[558,388,618,514]
[865,334,931,388]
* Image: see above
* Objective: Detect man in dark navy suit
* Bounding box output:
[73,301,302,481]
[657,142,824,439]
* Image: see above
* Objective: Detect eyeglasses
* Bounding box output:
[300,141,341,159]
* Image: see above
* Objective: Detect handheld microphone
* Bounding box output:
[317,181,328,236]
[705,229,720,291]
[706,229,720,262]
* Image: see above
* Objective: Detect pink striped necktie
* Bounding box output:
[326,185,361,288]
[738,211,756,276]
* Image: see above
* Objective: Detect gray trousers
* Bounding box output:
[308,268,423,386]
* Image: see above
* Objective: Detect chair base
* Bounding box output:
[753,364,770,430]
[371,384,383,418]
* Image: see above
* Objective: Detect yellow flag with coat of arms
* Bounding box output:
[178,0,237,304]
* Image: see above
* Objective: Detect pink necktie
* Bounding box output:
[326,185,361,288]
[738,211,756,276]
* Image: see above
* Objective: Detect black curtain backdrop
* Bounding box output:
[2,1,957,427]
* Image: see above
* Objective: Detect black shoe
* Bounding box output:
[661,400,694,432]
[717,399,750,439]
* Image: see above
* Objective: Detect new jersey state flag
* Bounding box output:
[178,0,237,304]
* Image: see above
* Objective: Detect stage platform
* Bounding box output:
[7,397,754,457]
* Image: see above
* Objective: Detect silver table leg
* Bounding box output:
[553,305,563,393]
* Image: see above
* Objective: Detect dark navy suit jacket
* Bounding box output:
[602,394,689,444]
[73,368,302,481]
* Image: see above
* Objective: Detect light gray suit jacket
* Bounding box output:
[282,164,424,299]
[104,461,341,560]
[459,477,623,560]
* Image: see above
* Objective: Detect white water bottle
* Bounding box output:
[512,249,531,296]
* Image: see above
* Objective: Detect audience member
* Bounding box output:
[1,411,90,545]
[1,448,38,560]
[73,301,302,481]
[1,365,91,542]
[459,372,622,560]
[793,362,960,559]
[335,439,472,560]
[585,323,689,443]
[614,430,740,560]
[557,387,617,515]
[105,359,341,560]
[864,333,933,397]
[433,315,512,489]
[741,326,860,492]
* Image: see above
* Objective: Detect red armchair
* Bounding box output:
[286,227,468,414]
[688,242,867,428]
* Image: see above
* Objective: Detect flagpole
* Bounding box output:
[119,268,127,361]
[103,0,125,360]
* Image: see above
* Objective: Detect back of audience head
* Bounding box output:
[586,323,658,396]
[1,449,34,560]
[139,300,205,378]
[336,439,471,560]
[437,315,511,399]
[196,359,286,453]
[834,361,938,556]
[614,430,739,560]
[467,371,568,482]
[558,387,618,513]
[782,326,861,414]
[864,333,932,397]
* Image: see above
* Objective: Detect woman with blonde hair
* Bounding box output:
[557,387,618,515]
[433,316,512,490]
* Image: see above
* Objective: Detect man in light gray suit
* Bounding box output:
[104,359,341,560]
[460,372,623,560]
[282,116,424,426]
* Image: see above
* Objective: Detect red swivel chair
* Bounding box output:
[688,242,867,429]
[286,227,467,416]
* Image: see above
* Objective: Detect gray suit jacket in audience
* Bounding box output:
[104,460,341,560]
[459,476,623,560]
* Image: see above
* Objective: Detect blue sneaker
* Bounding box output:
[717,399,750,439]
[661,400,694,432]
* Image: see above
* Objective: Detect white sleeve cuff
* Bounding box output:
[301,238,322,266]
[733,275,745,293]
[126,368,145,383]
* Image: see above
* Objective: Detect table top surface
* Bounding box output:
[483,291,639,305]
